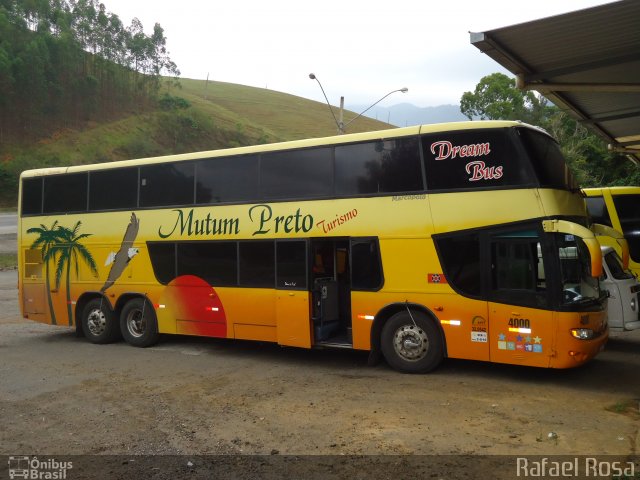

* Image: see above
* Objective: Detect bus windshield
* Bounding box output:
[556,234,601,306]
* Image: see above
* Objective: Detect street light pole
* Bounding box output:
[308,73,408,134]
[342,87,408,131]
[309,73,342,134]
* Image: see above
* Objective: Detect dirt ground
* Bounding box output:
[1,231,640,478]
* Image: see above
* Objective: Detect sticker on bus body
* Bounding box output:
[471,331,487,343]
[427,273,447,284]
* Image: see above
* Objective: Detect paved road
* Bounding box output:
[0,213,17,235]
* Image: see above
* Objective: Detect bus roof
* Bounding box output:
[20,120,546,179]
[583,186,640,196]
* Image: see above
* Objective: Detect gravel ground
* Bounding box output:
[1,228,640,478]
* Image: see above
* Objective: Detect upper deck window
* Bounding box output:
[422,129,533,191]
[21,126,578,217]
[335,137,423,195]
[196,155,260,204]
[89,167,138,211]
[43,172,88,214]
[261,148,333,200]
[140,162,195,207]
[517,128,576,190]
[21,177,43,215]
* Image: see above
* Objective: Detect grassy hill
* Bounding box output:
[178,79,390,140]
[0,78,392,207]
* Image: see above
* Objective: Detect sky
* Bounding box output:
[100,0,613,109]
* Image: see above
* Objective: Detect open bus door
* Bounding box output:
[275,240,312,348]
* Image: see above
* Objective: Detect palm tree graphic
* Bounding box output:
[27,221,61,325]
[51,221,98,326]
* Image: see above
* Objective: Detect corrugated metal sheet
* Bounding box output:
[471,0,640,163]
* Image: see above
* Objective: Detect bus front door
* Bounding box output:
[310,239,353,346]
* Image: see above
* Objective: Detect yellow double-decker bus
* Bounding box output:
[18,121,609,373]
[584,186,640,276]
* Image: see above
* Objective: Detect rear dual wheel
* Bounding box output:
[120,298,159,348]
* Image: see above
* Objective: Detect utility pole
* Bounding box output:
[338,96,345,135]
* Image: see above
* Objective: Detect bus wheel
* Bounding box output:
[381,310,443,373]
[120,298,159,348]
[82,298,119,344]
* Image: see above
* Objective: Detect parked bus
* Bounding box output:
[18,121,609,373]
[584,187,640,276]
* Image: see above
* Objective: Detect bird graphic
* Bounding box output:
[100,213,140,293]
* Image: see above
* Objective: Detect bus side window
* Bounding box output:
[493,242,535,290]
[239,241,275,287]
[276,241,307,289]
[611,194,640,263]
[21,177,43,215]
[351,239,382,291]
[147,242,177,285]
[43,172,88,214]
[140,162,195,208]
[490,232,548,307]
[585,196,612,227]
[434,233,481,297]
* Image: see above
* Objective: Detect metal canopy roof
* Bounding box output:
[470,0,640,163]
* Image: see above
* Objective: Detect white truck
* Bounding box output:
[600,246,640,332]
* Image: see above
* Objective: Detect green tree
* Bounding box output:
[540,109,635,187]
[14,36,51,130]
[51,221,97,326]
[0,45,14,141]
[0,0,179,139]
[460,72,638,188]
[460,72,545,122]
[27,221,61,325]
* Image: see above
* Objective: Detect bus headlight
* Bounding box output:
[570,328,595,340]
[631,296,637,312]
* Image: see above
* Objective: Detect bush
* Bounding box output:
[158,94,191,111]
[157,109,213,151]
[117,137,161,159]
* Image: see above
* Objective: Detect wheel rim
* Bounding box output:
[125,308,146,338]
[392,324,429,362]
[87,308,106,336]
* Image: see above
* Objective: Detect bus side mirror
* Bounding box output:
[592,223,630,270]
[542,219,603,278]
[583,237,603,278]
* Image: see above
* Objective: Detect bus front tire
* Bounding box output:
[120,298,159,348]
[381,310,443,373]
[81,298,119,344]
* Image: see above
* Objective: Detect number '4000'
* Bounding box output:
[508,318,530,328]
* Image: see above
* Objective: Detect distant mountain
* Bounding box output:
[346,103,467,127]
